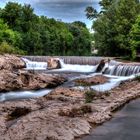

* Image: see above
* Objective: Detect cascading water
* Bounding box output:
[104,64,140,76]
[22,58,47,70]
[22,57,140,76]
[23,57,99,73]
[57,59,98,73]
[1,57,140,102]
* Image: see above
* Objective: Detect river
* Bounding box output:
[82,98,140,140]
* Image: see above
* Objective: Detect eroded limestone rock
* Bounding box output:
[47,57,61,70]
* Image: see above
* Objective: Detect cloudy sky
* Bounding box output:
[0,0,100,28]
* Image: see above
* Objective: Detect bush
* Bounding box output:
[85,90,96,103]
[58,105,92,117]
[0,41,25,55]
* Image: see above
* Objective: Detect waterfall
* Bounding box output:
[22,57,140,76]
[57,59,98,73]
[24,56,104,65]
[22,58,47,70]
[22,57,99,73]
[104,64,140,76]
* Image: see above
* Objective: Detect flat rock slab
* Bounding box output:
[75,75,109,86]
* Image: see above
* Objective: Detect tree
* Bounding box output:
[85,6,98,20]
[0,2,22,28]
[86,0,140,57]
[130,15,140,59]
[0,2,92,56]
[0,19,22,47]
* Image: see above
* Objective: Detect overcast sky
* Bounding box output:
[0,0,100,29]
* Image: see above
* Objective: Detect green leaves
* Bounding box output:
[89,0,140,57]
[0,2,92,56]
[130,15,140,59]
[85,6,98,20]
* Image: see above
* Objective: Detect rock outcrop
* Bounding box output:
[47,57,61,70]
[0,54,26,70]
[96,59,110,73]
[75,75,108,86]
[0,70,66,92]
[0,80,140,140]
[0,55,66,92]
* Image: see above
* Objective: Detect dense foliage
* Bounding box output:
[0,2,92,55]
[86,0,140,58]
[130,15,140,59]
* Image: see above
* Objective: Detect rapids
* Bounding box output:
[0,57,140,102]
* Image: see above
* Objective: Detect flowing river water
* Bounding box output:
[0,57,140,101]
[0,57,140,139]
[82,98,140,140]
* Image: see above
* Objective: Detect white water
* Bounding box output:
[0,89,51,102]
[22,58,47,70]
[57,59,98,73]
[23,57,98,73]
[74,74,136,92]
[0,58,139,102]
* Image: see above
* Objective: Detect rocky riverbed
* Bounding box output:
[0,55,66,92]
[0,79,140,140]
[0,55,140,140]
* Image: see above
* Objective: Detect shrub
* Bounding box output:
[0,41,25,55]
[58,105,92,117]
[84,90,96,103]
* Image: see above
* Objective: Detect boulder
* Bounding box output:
[0,70,67,92]
[47,58,61,70]
[96,59,110,73]
[96,59,105,72]
[0,54,26,71]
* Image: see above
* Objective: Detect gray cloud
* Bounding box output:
[0,0,100,28]
[33,0,100,28]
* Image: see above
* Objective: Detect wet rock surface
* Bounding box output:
[47,57,61,70]
[0,54,25,70]
[0,80,140,140]
[0,55,140,140]
[0,70,66,92]
[75,75,108,86]
[0,55,66,92]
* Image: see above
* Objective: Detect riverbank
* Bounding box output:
[81,98,140,140]
[0,79,140,140]
[0,55,140,139]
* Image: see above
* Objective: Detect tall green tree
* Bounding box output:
[86,0,140,57]
[130,15,140,59]
[0,2,92,56]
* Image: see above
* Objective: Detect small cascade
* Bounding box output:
[22,58,47,70]
[24,56,104,65]
[59,59,98,73]
[104,64,140,76]
[22,57,99,73]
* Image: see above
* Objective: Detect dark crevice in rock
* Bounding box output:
[7,107,31,121]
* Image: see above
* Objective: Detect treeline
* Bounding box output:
[0,2,92,55]
[86,0,140,59]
